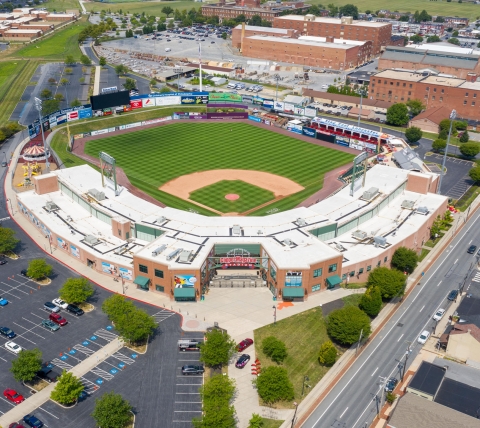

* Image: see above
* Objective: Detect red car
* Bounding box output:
[49,313,68,326]
[3,389,25,404]
[236,338,253,352]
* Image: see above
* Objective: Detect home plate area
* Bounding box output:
[49,326,138,395]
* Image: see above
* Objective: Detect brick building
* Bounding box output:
[370,69,480,120]
[273,15,392,54]
[378,45,480,80]
[242,35,373,69]
[231,24,298,49]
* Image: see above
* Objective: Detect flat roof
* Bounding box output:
[299,35,366,46]
[420,75,464,87]
[245,35,363,49]
[276,15,389,27]
[234,24,289,34]
[5,29,40,33]
[408,361,445,396]
[435,378,480,418]
[373,70,425,82]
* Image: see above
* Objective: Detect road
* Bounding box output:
[302,207,480,428]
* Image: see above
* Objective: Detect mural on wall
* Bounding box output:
[102,261,118,276]
[119,267,133,281]
[285,271,302,286]
[174,274,197,288]
[70,244,80,258]
[57,237,68,252]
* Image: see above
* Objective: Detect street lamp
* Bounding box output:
[438,109,456,195]
[357,86,367,127]
[290,402,298,428]
[173,67,183,90]
[272,305,276,324]
[273,74,281,102]
[34,97,50,174]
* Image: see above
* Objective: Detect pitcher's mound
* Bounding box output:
[225,193,240,200]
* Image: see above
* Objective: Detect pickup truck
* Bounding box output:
[36,363,60,383]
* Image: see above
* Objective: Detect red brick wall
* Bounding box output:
[201,6,278,22]
[232,26,297,48]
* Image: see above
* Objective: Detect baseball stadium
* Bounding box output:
[15,117,448,302]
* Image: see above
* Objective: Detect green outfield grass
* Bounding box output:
[190,180,275,213]
[83,122,354,215]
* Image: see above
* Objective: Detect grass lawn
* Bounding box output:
[455,183,480,211]
[11,19,89,61]
[44,0,82,12]
[419,248,430,262]
[83,122,353,215]
[190,180,275,213]
[85,0,203,15]
[261,419,284,428]
[253,307,344,407]
[342,294,364,307]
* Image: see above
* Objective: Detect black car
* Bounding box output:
[447,289,459,301]
[235,354,251,368]
[20,269,28,276]
[384,377,398,392]
[0,260,6,265]
[182,365,205,375]
[36,363,60,383]
[467,245,477,254]
[0,327,16,339]
[23,414,43,428]
[66,304,84,316]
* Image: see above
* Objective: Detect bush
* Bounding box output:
[405,126,423,143]
[318,340,337,366]
[92,392,132,428]
[262,336,287,364]
[27,259,53,280]
[391,246,418,274]
[50,371,84,405]
[327,306,371,345]
[59,277,94,304]
[469,166,480,183]
[386,392,397,404]
[367,267,406,299]
[459,142,480,158]
[255,366,294,404]
[432,139,446,152]
[359,286,382,317]
[386,103,409,126]
[248,414,264,428]
[459,130,469,143]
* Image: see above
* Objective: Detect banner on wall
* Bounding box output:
[155,96,181,106]
[304,107,317,117]
[336,135,350,147]
[56,114,67,125]
[79,108,92,119]
[285,271,302,287]
[130,100,142,109]
[209,93,242,103]
[119,267,133,280]
[70,244,80,258]
[274,101,284,111]
[283,103,294,114]
[181,95,208,104]
[67,111,79,122]
[142,98,156,108]
[57,237,68,252]
[174,112,190,119]
[263,99,274,109]
[174,274,197,288]
[90,129,109,136]
[302,127,316,138]
[102,261,118,276]
[294,106,305,116]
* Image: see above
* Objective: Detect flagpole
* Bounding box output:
[199,42,203,92]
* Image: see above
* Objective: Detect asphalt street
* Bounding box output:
[302,208,480,428]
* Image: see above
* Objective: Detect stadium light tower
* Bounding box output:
[438,109,456,195]
[34,97,50,174]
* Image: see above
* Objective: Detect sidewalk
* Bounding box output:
[0,338,123,427]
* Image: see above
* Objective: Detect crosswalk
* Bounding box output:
[112,352,135,365]
[472,272,480,283]
[152,309,175,324]
[93,328,118,342]
[80,377,97,395]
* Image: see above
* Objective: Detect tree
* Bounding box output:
[80,54,92,66]
[92,392,132,428]
[200,329,236,368]
[64,55,75,65]
[123,77,137,91]
[54,93,64,102]
[367,267,406,299]
[221,32,227,40]
[256,366,294,404]
[262,336,287,363]
[115,64,128,76]
[459,130,469,143]
[452,30,459,37]
[167,20,174,29]
[386,103,409,126]
[27,259,53,280]
[459,142,480,158]
[41,99,60,115]
[359,286,382,317]
[426,35,441,43]
[50,371,84,405]
[70,98,82,107]
[391,247,418,274]
[248,414,264,428]
[157,22,166,31]
[59,277,94,304]
[0,227,19,254]
[406,99,425,117]
[432,139,446,152]
[409,34,423,44]
[150,78,157,86]
[160,86,171,93]
[448,37,460,45]
[126,29,134,38]
[116,309,156,344]
[249,14,262,26]
[10,348,42,382]
[469,166,480,183]
[327,306,371,345]
[317,340,337,366]
[40,88,52,100]
[405,127,423,144]
[65,68,73,75]
[60,78,69,86]
[339,4,358,19]
[102,294,135,322]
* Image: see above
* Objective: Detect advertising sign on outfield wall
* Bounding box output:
[130,100,142,109]
[294,106,305,116]
[142,98,156,108]
[304,107,317,117]
[67,111,79,122]
[283,103,294,114]
[181,95,208,104]
[274,101,284,111]
[79,108,92,119]
[208,93,243,103]
[155,96,181,106]
[263,99,274,108]
[302,127,316,138]
[248,115,262,122]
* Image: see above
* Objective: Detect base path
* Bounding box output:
[159,169,304,199]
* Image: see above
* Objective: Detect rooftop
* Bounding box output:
[407,360,446,396]
[234,24,289,34]
[275,15,389,27]
[299,35,367,46]
[245,35,365,49]
[373,70,425,82]
[420,75,464,87]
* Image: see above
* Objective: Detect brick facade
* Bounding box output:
[231,24,298,49]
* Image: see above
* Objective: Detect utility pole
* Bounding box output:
[356,328,363,355]
[401,342,412,381]
[273,73,281,102]
[272,305,276,325]
[290,402,298,428]
[34,97,50,174]
[378,376,388,416]
[438,109,456,195]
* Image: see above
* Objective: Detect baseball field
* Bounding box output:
[84,122,354,216]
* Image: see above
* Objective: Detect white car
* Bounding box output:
[5,341,22,354]
[322,84,328,89]
[433,308,446,322]
[52,298,68,309]
[417,330,430,344]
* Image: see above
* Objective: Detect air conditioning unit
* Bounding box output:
[352,230,368,240]
[297,218,307,227]
[179,250,192,263]
[157,216,167,224]
[232,225,242,235]
[152,245,167,257]
[88,189,105,201]
[401,200,415,210]
[166,248,183,261]
[283,238,294,247]
[362,187,379,201]
[373,236,387,247]
[44,201,59,212]
[416,206,429,215]
[84,235,100,246]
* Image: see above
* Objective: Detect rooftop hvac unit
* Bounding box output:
[401,200,415,210]
[166,248,183,261]
[156,216,167,224]
[335,243,345,251]
[152,245,167,257]
[283,238,294,247]
[88,189,105,201]
[352,230,368,240]
[416,206,429,215]
[297,218,307,227]
[373,236,387,247]
[362,187,379,201]
[45,201,59,212]
[84,235,100,246]
[179,250,192,263]
[232,225,242,235]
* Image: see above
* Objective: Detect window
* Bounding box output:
[349,271,355,277]
[433,88,436,93]
[139,264,148,274]
[396,82,399,86]
[409,84,412,88]
[377,260,381,266]
[312,284,321,292]
[328,263,337,273]
[155,285,164,292]
[154,269,164,278]
[440,97,443,101]
[408,91,411,95]
[432,96,435,101]
[359,268,364,274]
[342,273,347,280]
[473,102,476,106]
[403,83,406,87]
[313,268,323,278]
[118,229,121,236]
[441,89,444,94]
[384,256,388,262]
[466,92,469,97]
[367,265,372,271]
[426,87,429,91]
[474,94,477,98]
[464,100,467,105]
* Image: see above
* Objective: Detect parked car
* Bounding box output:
[23,415,43,428]
[0,259,7,264]
[447,289,458,301]
[417,330,430,344]
[36,363,60,383]
[41,319,60,331]
[236,338,253,352]
[235,354,251,368]
[66,304,84,316]
[0,297,8,306]
[52,298,68,309]
[384,377,398,392]
[3,389,24,404]
[43,302,60,313]
[49,313,67,326]
[20,269,28,277]
[181,365,205,375]
[0,327,16,338]
[433,308,446,322]
[467,245,477,254]
[8,423,26,428]
[5,341,22,354]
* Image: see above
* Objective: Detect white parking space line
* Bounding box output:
[0,287,22,299]
[30,312,47,320]
[0,396,15,407]
[13,321,46,340]
[397,334,404,342]
[38,407,59,419]
[176,383,203,386]
[2,278,37,291]
[419,305,425,312]
[22,317,55,335]
[111,352,135,365]
[73,344,95,355]
[0,355,7,362]
[0,283,29,295]
[93,329,118,341]
[437,281,442,287]
[175,392,200,395]
[51,358,73,370]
